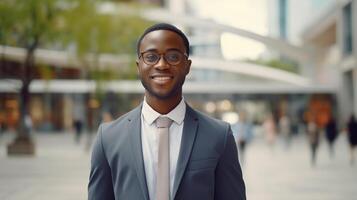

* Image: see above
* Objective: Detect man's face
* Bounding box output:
[136,30,191,100]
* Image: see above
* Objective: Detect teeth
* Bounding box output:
[153,77,171,80]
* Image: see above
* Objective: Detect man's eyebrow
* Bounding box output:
[166,48,181,51]
[141,48,158,53]
[141,48,182,53]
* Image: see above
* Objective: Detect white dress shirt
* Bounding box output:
[141,98,185,200]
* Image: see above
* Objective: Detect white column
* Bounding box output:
[335,3,351,125]
[165,0,185,14]
[165,0,186,30]
[353,69,357,117]
[353,0,357,117]
[353,0,357,57]
[336,71,352,126]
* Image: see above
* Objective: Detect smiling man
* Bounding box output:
[88,23,246,200]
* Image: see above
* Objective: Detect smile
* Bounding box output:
[151,75,173,84]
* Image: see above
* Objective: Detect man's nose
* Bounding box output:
[154,55,170,70]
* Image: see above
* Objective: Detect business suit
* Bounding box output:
[88,103,246,200]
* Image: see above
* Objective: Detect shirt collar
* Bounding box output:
[142,97,186,125]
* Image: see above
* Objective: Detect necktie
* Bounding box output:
[155,117,173,200]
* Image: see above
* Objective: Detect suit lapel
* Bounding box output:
[172,104,199,198]
[128,104,150,200]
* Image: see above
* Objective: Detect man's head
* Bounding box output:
[136,23,192,100]
[136,23,190,56]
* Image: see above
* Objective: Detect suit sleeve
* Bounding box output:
[88,124,115,200]
[214,125,246,200]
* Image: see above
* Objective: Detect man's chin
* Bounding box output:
[141,80,183,100]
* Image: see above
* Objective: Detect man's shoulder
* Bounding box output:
[100,105,141,134]
[188,105,230,131]
[187,106,232,151]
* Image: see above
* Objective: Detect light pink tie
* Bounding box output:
[155,117,173,200]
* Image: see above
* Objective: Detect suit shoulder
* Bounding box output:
[101,111,129,130]
[99,106,141,139]
[193,108,230,132]
[101,106,140,130]
[189,107,232,156]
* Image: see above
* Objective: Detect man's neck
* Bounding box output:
[144,93,182,115]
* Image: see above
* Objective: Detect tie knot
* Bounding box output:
[155,116,173,128]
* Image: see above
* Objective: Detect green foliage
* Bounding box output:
[110,15,153,55]
[120,58,139,80]
[0,0,66,49]
[61,0,153,54]
[38,65,54,80]
[61,0,153,77]
[0,1,15,45]
[1,0,153,76]
[1,0,154,134]
[246,58,299,73]
[90,68,117,81]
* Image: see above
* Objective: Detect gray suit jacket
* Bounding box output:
[88,103,246,200]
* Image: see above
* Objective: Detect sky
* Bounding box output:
[191,0,268,60]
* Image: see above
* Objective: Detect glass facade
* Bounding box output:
[343,2,353,55]
[279,0,287,39]
[311,0,333,9]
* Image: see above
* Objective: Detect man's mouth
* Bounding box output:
[151,75,173,84]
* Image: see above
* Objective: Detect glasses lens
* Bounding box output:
[143,52,159,65]
[141,50,185,65]
[165,50,182,65]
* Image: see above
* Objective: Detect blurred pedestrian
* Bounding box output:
[325,116,338,158]
[101,111,113,123]
[263,113,277,149]
[233,112,253,164]
[0,111,4,136]
[307,120,319,166]
[279,114,291,149]
[347,115,357,165]
[73,119,83,143]
[72,99,85,144]
[24,113,33,135]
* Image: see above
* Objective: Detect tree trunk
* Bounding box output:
[7,45,36,155]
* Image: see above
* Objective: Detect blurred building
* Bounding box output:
[0,0,344,132]
[268,0,335,44]
[265,0,357,126]
[301,0,356,124]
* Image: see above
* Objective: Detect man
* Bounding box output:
[88,23,246,200]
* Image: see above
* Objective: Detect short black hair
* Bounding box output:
[136,23,190,56]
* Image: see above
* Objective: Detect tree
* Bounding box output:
[62,0,152,136]
[1,0,153,155]
[1,0,69,155]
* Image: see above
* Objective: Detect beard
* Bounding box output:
[140,76,185,100]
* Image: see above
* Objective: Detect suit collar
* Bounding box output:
[127,104,150,200]
[172,104,199,198]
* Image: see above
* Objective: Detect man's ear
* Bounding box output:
[136,60,140,72]
[185,59,192,75]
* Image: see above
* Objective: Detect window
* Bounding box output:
[343,3,353,55]
[279,0,288,39]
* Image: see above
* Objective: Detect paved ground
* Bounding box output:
[0,130,356,200]
[243,133,357,200]
[0,132,91,200]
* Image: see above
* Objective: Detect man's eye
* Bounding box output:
[144,54,159,62]
[166,53,180,61]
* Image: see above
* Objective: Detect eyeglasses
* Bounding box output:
[139,50,188,66]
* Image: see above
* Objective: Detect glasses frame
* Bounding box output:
[138,50,188,66]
